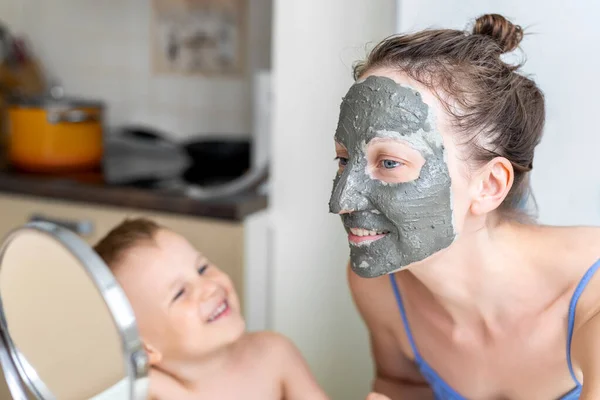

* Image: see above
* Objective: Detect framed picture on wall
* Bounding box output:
[150,0,246,76]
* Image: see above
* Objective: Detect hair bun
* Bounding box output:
[473,14,523,53]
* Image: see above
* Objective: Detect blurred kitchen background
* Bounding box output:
[0,0,598,399]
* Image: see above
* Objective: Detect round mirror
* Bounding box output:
[0,221,149,400]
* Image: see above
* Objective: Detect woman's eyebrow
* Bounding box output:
[335,140,348,149]
[369,134,412,144]
[368,137,419,152]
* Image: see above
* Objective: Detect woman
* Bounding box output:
[330,14,600,400]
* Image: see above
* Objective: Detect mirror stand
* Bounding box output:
[0,222,150,400]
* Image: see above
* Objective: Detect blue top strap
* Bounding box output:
[389,274,422,363]
[566,258,600,385]
[388,259,600,400]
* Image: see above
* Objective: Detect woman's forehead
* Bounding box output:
[336,77,444,149]
[359,67,454,129]
[336,70,457,155]
[359,66,432,101]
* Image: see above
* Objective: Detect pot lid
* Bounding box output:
[9,86,104,108]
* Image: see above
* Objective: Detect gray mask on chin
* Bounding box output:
[329,75,456,278]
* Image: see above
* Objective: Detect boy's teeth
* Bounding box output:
[350,228,387,236]
[208,301,228,321]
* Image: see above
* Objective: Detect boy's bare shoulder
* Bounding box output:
[242,331,297,351]
[237,331,301,363]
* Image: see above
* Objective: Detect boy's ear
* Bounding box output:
[143,340,163,366]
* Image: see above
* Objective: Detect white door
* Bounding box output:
[396,0,600,226]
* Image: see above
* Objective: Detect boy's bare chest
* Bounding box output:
[158,363,282,400]
[198,370,282,400]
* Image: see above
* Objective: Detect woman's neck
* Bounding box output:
[404,220,552,336]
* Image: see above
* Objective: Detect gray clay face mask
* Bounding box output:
[329,75,456,278]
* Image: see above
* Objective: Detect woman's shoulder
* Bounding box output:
[559,225,600,246]
[573,226,600,266]
[537,225,600,269]
[546,225,600,327]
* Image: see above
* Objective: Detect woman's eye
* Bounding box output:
[335,156,349,166]
[381,159,402,169]
[198,264,209,275]
[173,288,185,302]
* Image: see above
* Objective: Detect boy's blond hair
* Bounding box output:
[94,218,161,269]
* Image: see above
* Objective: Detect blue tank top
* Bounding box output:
[389,259,600,400]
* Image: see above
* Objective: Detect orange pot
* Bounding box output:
[7,95,104,173]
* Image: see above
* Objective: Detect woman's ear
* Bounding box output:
[470,157,514,215]
[143,341,163,366]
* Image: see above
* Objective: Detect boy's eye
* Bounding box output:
[198,264,209,274]
[172,288,185,302]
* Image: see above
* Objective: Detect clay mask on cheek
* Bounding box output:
[329,76,456,277]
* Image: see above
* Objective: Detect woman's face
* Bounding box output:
[329,67,472,277]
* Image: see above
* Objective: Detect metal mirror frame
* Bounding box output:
[0,221,149,400]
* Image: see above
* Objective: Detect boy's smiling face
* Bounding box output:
[113,229,245,364]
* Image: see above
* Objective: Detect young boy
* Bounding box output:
[93,217,329,400]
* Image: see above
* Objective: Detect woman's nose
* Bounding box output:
[329,168,371,214]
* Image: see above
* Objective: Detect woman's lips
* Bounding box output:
[348,227,388,244]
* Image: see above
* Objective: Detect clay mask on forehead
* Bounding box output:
[329,75,456,278]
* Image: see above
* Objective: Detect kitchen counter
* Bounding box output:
[0,154,268,221]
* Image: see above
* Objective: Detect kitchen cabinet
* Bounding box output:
[0,192,248,400]
[0,192,245,299]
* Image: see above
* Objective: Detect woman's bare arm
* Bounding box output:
[573,311,600,399]
[348,263,434,400]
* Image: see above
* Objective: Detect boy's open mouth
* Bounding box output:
[207,299,230,322]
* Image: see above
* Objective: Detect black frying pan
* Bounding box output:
[181,138,251,186]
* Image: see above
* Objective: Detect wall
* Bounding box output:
[269,1,396,398]
[396,0,600,226]
[0,0,272,140]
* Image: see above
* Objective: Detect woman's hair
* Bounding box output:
[94,217,162,268]
[354,14,545,217]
